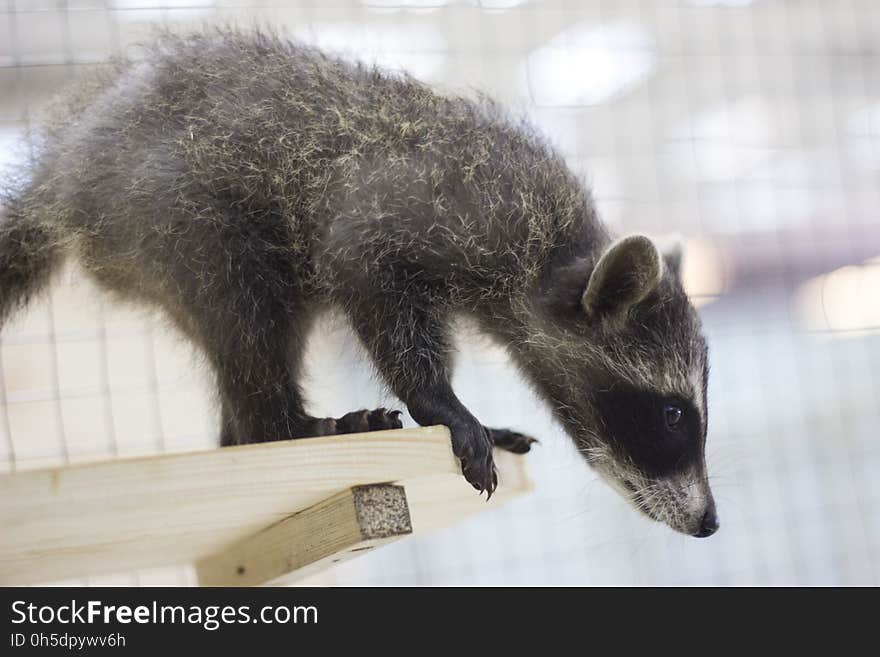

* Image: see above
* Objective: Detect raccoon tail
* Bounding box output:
[0,204,60,328]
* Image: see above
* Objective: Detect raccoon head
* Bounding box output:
[540,234,717,537]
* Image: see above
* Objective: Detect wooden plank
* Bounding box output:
[196,484,412,587]
[0,427,532,585]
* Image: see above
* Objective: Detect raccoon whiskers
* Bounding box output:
[577,444,610,465]
[628,479,676,527]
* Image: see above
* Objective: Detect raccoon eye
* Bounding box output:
[664,404,683,430]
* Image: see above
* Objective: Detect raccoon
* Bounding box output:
[0,30,717,537]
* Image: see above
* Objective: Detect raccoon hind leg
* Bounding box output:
[171,209,404,444]
[82,200,322,446]
[314,408,404,435]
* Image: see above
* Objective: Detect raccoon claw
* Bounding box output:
[462,459,497,498]
[328,408,404,434]
[368,408,403,431]
[451,422,497,497]
[487,427,538,454]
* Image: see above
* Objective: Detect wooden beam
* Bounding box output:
[0,426,532,585]
[196,484,412,587]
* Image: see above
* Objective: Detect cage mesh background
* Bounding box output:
[1,0,878,585]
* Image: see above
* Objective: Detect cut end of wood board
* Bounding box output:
[350,484,413,540]
[1,426,533,585]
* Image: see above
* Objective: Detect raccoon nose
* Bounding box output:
[693,507,719,538]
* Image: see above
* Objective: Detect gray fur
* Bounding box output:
[0,29,715,534]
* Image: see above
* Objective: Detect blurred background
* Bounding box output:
[1,0,878,585]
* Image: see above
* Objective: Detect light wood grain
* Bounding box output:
[196,484,412,586]
[0,426,532,585]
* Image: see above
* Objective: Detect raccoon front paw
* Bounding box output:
[449,420,498,498]
[311,408,403,436]
[486,427,539,454]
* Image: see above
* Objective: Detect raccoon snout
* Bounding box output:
[692,503,719,538]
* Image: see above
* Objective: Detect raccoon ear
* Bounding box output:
[657,234,684,281]
[582,234,663,319]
